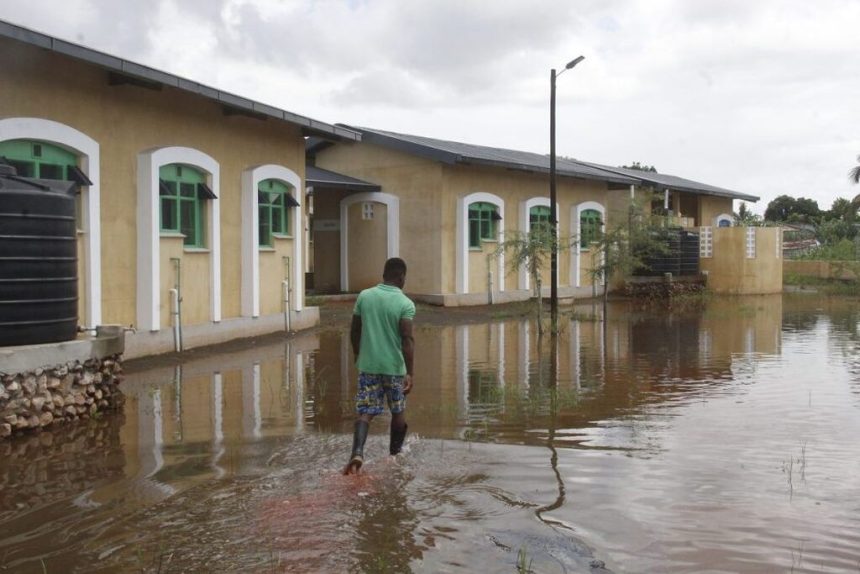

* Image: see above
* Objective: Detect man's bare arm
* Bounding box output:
[400,318,414,394]
[350,315,362,362]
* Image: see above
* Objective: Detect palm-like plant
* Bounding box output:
[850,155,860,185]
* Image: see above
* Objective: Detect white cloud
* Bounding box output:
[1,0,858,212]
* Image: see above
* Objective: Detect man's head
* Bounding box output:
[383,257,407,288]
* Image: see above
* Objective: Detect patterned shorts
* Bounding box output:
[355,373,407,416]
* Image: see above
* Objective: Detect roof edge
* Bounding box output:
[0,19,360,142]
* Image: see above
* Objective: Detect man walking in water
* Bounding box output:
[344,257,415,475]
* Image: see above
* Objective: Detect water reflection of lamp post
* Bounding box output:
[550,55,585,333]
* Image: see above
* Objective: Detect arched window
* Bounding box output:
[580,209,602,248]
[529,205,551,231]
[258,178,298,247]
[468,202,500,248]
[0,139,92,228]
[159,163,214,247]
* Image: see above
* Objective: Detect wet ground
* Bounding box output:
[1,294,860,573]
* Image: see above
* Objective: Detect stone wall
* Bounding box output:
[0,355,124,438]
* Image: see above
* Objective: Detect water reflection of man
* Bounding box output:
[344,257,416,475]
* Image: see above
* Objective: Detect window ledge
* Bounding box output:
[160,232,186,239]
[469,247,483,252]
[272,233,293,240]
[183,247,209,253]
[481,239,498,244]
[259,246,276,252]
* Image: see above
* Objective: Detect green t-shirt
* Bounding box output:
[354,283,416,375]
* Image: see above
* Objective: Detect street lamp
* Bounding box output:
[550,55,585,334]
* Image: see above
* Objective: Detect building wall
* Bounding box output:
[700,227,782,294]
[346,201,388,290]
[1,37,309,352]
[441,164,609,295]
[310,187,351,293]
[314,142,444,294]
[699,196,734,227]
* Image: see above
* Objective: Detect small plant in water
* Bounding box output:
[516,545,534,573]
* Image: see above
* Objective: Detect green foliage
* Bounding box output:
[764,195,821,223]
[797,238,857,261]
[828,197,857,222]
[734,202,764,226]
[621,161,658,173]
[586,192,671,296]
[495,223,575,333]
[816,219,857,245]
[849,155,860,184]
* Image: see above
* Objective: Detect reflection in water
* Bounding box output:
[1,295,859,572]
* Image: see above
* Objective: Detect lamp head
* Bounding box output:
[566,55,585,69]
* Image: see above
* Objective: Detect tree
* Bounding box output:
[828,197,857,223]
[764,195,820,223]
[621,161,658,173]
[849,155,860,184]
[734,202,763,226]
[587,193,670,309]
[495,223,575,334]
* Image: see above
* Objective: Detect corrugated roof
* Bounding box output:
[0,19,360,142]
[332,126,757,202]
[306,165,380,191]
[339,126,640,186]
[581,164,759,202]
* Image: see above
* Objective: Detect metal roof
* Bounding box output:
[339,126,640,186]
[0,19,360,142]
[583,164,759,202]
[306,165,381,192]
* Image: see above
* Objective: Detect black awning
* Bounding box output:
[491,211,503,221]
[159,179,171,195]
[67,165,94,186]
[197,182,217,200]
[284,193,300,208]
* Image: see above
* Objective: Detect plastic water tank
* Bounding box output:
[0,164,78,346]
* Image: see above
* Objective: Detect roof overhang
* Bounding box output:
[305,165,381,192]
[0,19,361,143]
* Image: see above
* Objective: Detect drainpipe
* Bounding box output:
[170,257,183,352]
[283,256,292,332]
[487,253,495,305]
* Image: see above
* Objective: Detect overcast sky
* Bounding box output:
[2,0,859,213]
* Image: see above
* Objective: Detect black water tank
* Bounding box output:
[0,164,78,346]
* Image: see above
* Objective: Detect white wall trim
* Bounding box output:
[714,212,734,227]
[0,117,102,327]
[572,201,606,288]
[339,192,400,292]
[457,192,505,294]
[519,197,551,291]
[137,147,220,331]
[241,164,303,317]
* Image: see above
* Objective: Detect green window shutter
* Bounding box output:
[159,164,207,246]
[258,179,294,247]
[530,205,551,230]
[580,209,602,248]
[468,202,500,247]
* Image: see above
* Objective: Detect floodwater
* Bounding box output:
[1,295,860,573]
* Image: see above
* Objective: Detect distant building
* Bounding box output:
[307,127,766,303]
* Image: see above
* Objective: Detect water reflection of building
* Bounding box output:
[121,335,317,497]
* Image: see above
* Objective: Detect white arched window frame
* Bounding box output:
[571,201,606,288]
[714,213,734,227]
[340,192,400,292]
[519,197,559,292]
[241,165,303,317]
[457,192,505,294]
[137,146,220,331]
[0,118,102,327]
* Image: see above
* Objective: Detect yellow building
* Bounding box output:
[0,21,359,358]
[308,127,763,304]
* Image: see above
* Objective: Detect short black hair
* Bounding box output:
[383,257,407,280]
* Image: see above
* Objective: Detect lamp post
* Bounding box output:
[550,55,585,334]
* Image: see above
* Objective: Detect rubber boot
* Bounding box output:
[344,420,369,475]
[390,423,408,455]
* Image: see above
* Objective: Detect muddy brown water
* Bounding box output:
[1,294,860,573]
